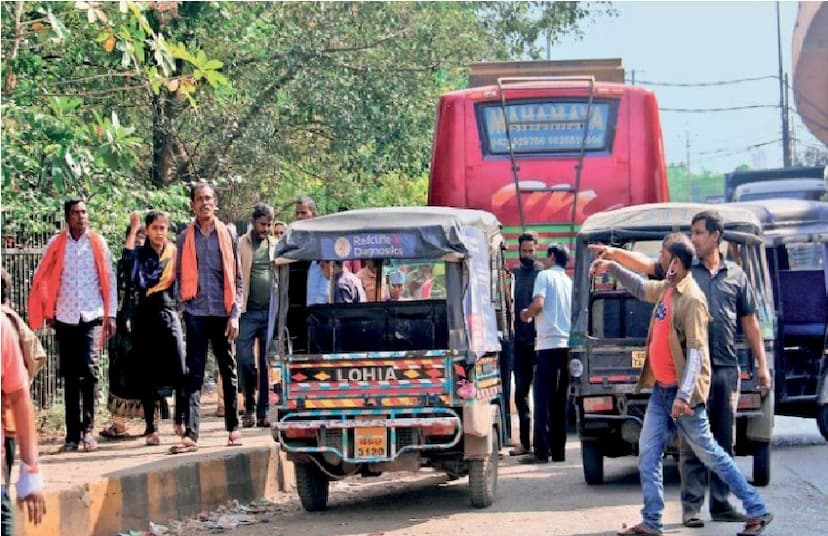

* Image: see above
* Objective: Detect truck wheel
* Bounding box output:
[817,405,828,441]
[581,440,604,485]
[469,429,498,508]
[295,462,329,511]
[752,442,771,487]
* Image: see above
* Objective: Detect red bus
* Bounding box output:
[428,61,669,265]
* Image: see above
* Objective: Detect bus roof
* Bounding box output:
[276,206,502,262]
[579,202,762,239]
[439,80,647,100]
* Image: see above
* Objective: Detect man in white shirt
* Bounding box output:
[519,243,572,463]
[29,199,117,453]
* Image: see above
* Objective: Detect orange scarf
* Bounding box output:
[180,219,236,315]
[27,230,112,336]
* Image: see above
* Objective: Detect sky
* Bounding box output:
[549,1,825,174]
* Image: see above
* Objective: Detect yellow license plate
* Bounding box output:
[632,350,646,368]
[354,426,388,459]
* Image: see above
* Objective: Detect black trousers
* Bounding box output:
[513,341,536,450]
[680,365,740,515]
[55,319,102,444]
[182,314,239,441]
[498,338,514,441]
[532,348,570,461]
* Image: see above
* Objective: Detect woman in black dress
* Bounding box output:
[123,210,186,445]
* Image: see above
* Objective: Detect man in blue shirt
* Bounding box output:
[519,244,572,463]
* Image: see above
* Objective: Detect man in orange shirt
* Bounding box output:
[2,315,46,534]
[593,233,772,536]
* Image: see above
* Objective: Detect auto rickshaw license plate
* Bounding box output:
[354,421,387,459]
[631,350,646,368]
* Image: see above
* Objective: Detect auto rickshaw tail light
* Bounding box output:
[283,427,316,439]
[423,423,457,436]
[738,393,761,410]
[583,396,613,413]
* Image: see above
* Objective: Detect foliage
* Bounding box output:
[2,1,610,245]
[667,164,724,203]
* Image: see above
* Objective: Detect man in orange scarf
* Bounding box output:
[172,183,244,453]
[28,199,117,453]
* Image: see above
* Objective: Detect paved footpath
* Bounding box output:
[13,404,293,536]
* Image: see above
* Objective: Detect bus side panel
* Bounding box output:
[629,90,669,206]
[429,95,467,207]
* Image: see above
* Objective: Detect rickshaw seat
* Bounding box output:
[306,300,449,354]
[778,270,826,340]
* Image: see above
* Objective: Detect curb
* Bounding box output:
[16,446,295,536]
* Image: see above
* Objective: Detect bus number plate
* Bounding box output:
[631,350,646,368]
[354,426,387,459]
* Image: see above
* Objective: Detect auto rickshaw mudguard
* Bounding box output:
[464,400,496,459]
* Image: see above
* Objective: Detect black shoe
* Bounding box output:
[241,412,256,428]
[59,442,79,453]
[256,417,271,428]
[712,510,747,523]
[682,515,704,528]
[518,454,548,464]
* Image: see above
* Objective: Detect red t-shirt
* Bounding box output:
[647,287,678,385]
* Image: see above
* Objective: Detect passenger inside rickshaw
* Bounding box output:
[285,259,450,355]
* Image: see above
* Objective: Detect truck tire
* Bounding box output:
[295,462,329,511]
[817,405,828,441]
[581,440,604,485]
[752,442,771,487]
[469,428,498,508]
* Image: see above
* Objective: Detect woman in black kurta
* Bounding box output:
[122,210,185,445]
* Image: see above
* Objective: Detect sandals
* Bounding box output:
[227,430,242,447]
[617,522,662,535]
[169,437,198,455]
[82,433,98,452]
[737,513,773,536]
[145,432,161,446]
[99,423,130,440]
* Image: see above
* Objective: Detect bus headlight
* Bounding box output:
[569,358,584,378]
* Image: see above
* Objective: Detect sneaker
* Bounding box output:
[682,515,704,528]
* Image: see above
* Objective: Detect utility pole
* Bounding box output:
[686,129,692,200]
[776,1,792,166]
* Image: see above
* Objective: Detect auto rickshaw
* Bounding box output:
[570,203,776,485]
[733,200,828,439]
[267,207,508,510]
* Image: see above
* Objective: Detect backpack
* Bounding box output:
[2,304,47,382]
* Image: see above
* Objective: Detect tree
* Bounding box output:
[2,1,611,241]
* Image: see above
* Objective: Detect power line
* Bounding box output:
[660,104,778,113]
[695,139,781,157]
[628,75,778,87]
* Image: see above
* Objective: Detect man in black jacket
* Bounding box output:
[509,232,544,456]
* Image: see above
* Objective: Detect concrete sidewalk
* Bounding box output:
[14,412,293,536]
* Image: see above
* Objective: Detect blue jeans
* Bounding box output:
[638,384,766,531]
[238,309,270,419]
